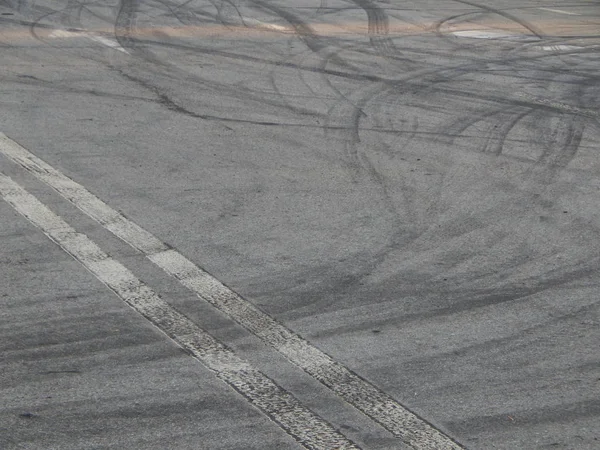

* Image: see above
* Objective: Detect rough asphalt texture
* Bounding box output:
[1,0,599,448]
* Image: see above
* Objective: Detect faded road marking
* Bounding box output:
[0,133,463,449]
[452,30,538,41]
[539,7,581,16]
[241,17,291,32]
[2,19,598,44]
[49,29,129,54]
[0,171,359,450]
[538,44,583,51]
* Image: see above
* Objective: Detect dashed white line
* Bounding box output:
[538,7,581,16]
[0,171,359,450]
[0,133,463,449]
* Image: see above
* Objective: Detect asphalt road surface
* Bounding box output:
[1,0,599,449]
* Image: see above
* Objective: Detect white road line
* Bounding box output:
[451,30,538,41]
[0,171,359,450]
[87,35,130,53]
[49,29,129,54]
[538,44,583,52]
[538,7,581,16]
[0,133,463,449]
[241,17,291,32]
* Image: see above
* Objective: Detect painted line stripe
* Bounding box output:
[538,7,580,16]
[451,30,538,41]
[538,44,583,51]
[49,29,129,54]
[0,133,463,449]
[0,172,359,450]
[241,17,291,32]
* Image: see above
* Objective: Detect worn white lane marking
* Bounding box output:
[538,7,581,16]
[241,17,291,32]
[49,29,129,54]
[0,133,463,449]
[537,44,583,51]
[452,30,538,41]
[0,171,359,450]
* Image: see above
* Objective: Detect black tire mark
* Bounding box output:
[346,0,396,58]
[266,45,333,118]
[486,108,532,155]
[152,0,217,27]
[402,300,600,380]
[115,0,138,51]
[28,4,73,43]
[537,112,586,169]
[434,11,488,49]
[379,254,600,324]
[441,105,535,157]
[437,104,524,147]
[450,0,545,39]
[248,0,325,54]
[58,0,84,29]
[434,84,587,172]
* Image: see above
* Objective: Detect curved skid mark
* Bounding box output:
[370,117,422,233]
[115,0,138,51]
[29,7,68,44]
[434,11,487,49]
[58,0,84,29]
[451,0,545,39]
[150,0,218,27]
[345,0,396,57]
[249,0,325,54]
[437,104,524,146]
[266,44,333,117]
[112,1,312,116]
[537,113,585,169]
[488,108,533,155]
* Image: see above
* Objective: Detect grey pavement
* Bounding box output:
[1,0,600,448]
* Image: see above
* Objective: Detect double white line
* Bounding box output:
[0,133,462,449]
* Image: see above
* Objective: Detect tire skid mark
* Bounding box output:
[447,399,600,434]
[266,42,353,118]
[249,0,325,54]
[322,80,436,283]
[346,0,396,57]
[319,39,596,269]
[151,0,222,27]
[115,0,138,51]
[406,297,600,371]
[436,104,525,147]
[7,2,600,447]
[450,0,545,39]
[111,0,373,121]
[486,108,533,155]
[58,0,84,29]
[434,11,488,50]
[111,15,302,121]
[393,259,599,324]
[537,112,586,170]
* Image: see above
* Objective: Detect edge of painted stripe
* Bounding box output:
[0,172,359,450]
[0,133,464,449]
